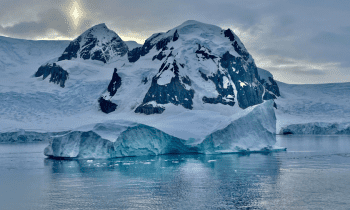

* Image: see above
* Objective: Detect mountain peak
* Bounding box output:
[179,20,203,26]
[92,23,107,28]
[178,20,215,27]
[58,23,128,63]
[82,23,109,35]
[174,20,222,34]
[79,23,117,42]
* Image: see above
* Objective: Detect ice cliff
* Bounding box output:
[279,122,350,135]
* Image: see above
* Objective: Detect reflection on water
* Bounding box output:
[42,153,281,209]
[1,135,350,209]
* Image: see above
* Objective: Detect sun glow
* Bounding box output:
[67,0,85,28]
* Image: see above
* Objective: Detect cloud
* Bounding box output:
[294,69,326,76]
[0,1,95,39]
[312,31,350,46]
[254,54,349,84]
[0,9,71,38]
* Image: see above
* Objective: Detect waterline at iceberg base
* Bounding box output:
[44,100,286,159]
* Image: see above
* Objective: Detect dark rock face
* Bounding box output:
[127,47,143,63]
[135,104,165,115]
[220,52,264,109]
[35,63,69,88]
[263,91,276,100]
[135,58,195,114]
[224,29,250,61]
[173,30,179,41]
[257,68,280,102]
[260,77,281,99]
[152,51,166,61]
[58,37,81,61]
[128,33,162,63]
[98,97,117,114]
[268,77,280,96]
[107,68,122,96]
[99,68,122,113]
[142,77,148,84]
[199,70,209,81]
[142,76,195,109]
[195,45,217,60]
[156,36,172,51]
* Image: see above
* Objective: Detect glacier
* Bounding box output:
[44,100,283,159]
[279,122,350,135]
[0,130,69,143]
[275,81,350,134]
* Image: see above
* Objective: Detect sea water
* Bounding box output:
[1,135,350,209]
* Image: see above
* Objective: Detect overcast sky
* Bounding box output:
[0,0,349,84]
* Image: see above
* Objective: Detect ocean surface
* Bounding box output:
[1,135,350,210]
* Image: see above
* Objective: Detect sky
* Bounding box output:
[0,0,349,84]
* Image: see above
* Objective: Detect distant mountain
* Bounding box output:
[124,41,141,50]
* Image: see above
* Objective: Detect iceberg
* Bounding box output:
[198,100,277,154]
[44,100,282,159]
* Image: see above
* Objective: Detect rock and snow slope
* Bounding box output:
[122,20,273,114]
[1,21,284,157]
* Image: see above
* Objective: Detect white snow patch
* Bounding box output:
[239,80,247,87]
[223,76,230,89]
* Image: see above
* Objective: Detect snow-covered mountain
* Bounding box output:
[58,23,128,63]
[0,21,285,157]
[122,20,279,115]
[33,21,279,115]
